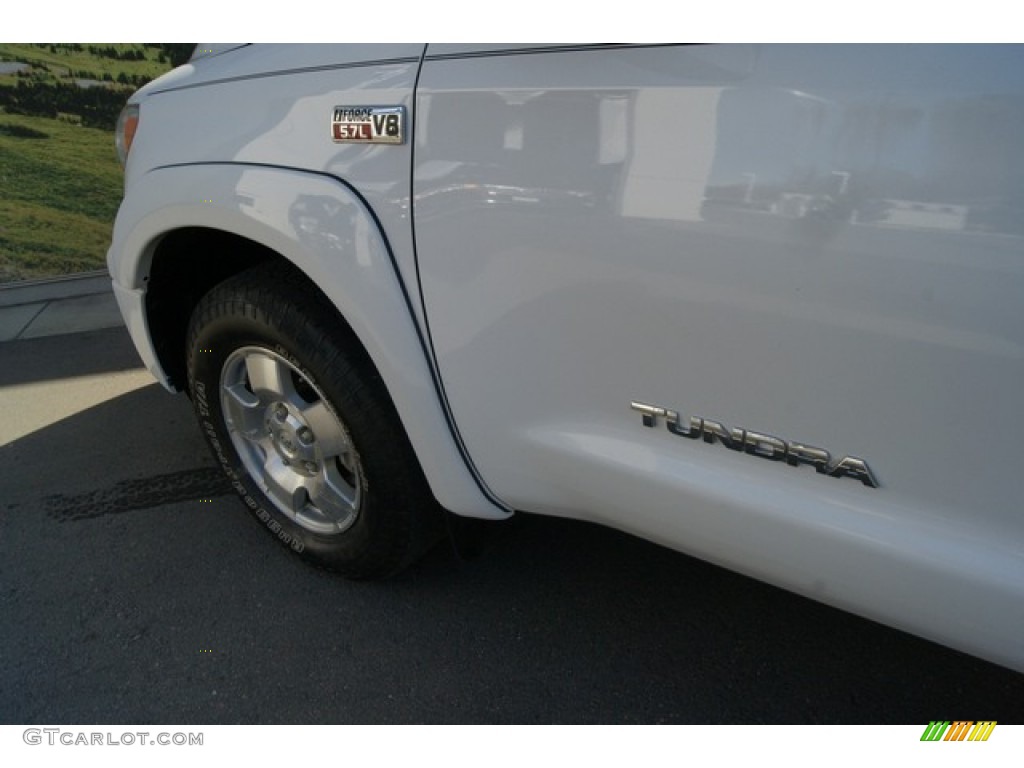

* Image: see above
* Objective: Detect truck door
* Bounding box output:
[412,44,1024,664]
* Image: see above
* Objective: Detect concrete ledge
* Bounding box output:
[0,270,111,308]
[0,272,123,341]
[19,293,124,339]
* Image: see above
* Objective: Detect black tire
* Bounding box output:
[186,262,442,579]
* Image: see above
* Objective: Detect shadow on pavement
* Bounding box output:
[0,381,213,506]
[0,326,145,388]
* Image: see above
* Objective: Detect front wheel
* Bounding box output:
[186,263,441,578]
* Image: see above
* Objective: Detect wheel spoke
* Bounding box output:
[245,352,292,398]
[308,467,359,525]
[300,400,352,459]
[219,345,363,536]
[222,382,265,439]
[261,454,308,513]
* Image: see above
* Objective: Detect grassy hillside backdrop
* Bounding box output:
[0,44,191,282]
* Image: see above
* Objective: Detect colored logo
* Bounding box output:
[920,721,997,741]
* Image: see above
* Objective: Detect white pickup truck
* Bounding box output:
[107,44,1024,673]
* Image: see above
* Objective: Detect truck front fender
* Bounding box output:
[108,162,510,520]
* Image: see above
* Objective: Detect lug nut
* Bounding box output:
[304,461,318,472]
[275,404,288,422]
[298,427,314,444]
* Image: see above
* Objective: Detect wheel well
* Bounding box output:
[146,227,298,390]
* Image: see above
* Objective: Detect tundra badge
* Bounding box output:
[631,401,879,488]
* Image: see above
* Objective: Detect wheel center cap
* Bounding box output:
[266,404,315,465]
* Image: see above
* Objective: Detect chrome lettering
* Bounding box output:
[699,417,744,450]
[743,430,788,461]
[631,401,878,488]
[828,456,879,488]
[785,441,832,474]
[630,401,666,428]
[665,409,701,439]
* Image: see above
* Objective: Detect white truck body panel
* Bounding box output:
[109,44,1024,671]
[110,45,506,518]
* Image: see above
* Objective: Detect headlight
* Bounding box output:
[115,103,140,168]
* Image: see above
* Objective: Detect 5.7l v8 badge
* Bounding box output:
[331,106,405,144]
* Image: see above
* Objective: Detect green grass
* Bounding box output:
[0,44,170,82]
[0,199,115,281]
[0,44,183,282]
[0,111,123,281]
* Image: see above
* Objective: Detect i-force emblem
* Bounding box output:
[331,106,405,144]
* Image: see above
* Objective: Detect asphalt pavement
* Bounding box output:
[0,306,1022,723]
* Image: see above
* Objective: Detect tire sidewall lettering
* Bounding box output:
[193,354,306,555]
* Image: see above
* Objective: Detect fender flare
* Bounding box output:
[108,161,510,519]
